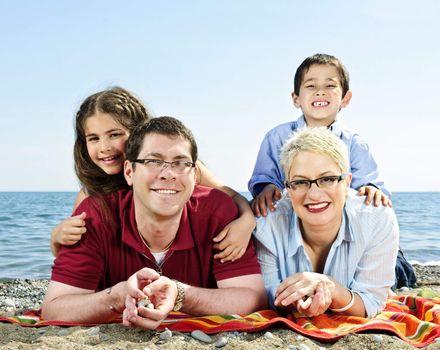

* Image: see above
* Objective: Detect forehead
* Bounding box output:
[84,112,126,134]
[289,151,340,176]
[302,64,341,82]
[139,133,192,158]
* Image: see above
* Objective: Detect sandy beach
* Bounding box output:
[1,264,440,350]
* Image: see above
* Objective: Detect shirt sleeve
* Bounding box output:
[349,134,391,197]
[349,206,399,317]
[248,130,287,197]
[51,199,106,291]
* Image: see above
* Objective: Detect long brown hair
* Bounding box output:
[73,87,153,197]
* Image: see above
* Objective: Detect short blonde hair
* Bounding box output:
[280,127,349,179]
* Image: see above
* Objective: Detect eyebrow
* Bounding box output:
[85,128,125,138]
[290,171,337,179]
[141,152,192,160]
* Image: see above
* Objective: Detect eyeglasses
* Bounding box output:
[285,174,347,193]
[132,159,196,173]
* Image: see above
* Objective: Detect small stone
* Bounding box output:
[318,347,326,350]
[57,329,70,336]
[99,333,110,341]
[160,328,173,340]
[138,298,152,308]
[435,337,440,343]
[38,330,46,335]
[296,335,304,341]
[191,330,212,343]
[373,334,383,343]
[264,331,274,339]
[215,336,228,348]
[146,303,154,309]
[87,326,101,336]
[3,298,16,308]
[288,346,298,350]
[399,286,410,292]
[298,344,311,350]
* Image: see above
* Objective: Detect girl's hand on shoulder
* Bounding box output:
[357,186,392,207]
[53,212,88,246]
[213,216,254,263]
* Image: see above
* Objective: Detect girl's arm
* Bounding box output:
[196,161,256,262]
[50,190,88,257]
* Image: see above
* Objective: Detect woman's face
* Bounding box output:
[84,112,130,175]
[287,150,351,231]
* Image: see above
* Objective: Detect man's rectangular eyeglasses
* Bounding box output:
[132,159,196,173]
[285,174,347,193]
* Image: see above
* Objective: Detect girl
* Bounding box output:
[51,87,255,262]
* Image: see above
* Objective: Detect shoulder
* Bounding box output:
[188,185,238,218]
[338,125,370,149]
[344,189,397,236]
[254,192,293,248]
[264,120,299,140]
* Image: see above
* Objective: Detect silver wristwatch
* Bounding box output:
[172,279,185,312]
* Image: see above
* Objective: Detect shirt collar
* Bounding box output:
[298,114,343,138]
[121,192,195,254]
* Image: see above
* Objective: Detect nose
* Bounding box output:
[307,181,322,199]
[159,162,177,179]
[99,139,112,153]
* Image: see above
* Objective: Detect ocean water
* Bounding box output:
[0,191,439,279]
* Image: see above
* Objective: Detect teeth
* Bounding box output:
[307,203,328,209]
[102,156,117,161]
[313,101,329,107]
[155,189,177,194]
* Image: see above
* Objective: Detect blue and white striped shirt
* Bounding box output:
[253,189,399,318]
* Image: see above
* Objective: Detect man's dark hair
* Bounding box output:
[127,116,198,165]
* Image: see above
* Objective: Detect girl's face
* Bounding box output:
[84,112,129,175]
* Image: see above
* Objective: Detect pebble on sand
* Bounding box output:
[191,330,212,343]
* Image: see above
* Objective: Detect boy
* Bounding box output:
[249,53,390,217]
[248,53,415,289]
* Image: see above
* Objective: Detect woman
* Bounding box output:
[254,127,399,318]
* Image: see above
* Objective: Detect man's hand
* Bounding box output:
[251,184,282,217]
[357,186,392,207]
[123,268,177,330]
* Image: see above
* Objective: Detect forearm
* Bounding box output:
[42,282,126,323]
[181,285,267,316]
[50,225,61,257]
[329,281,366,317]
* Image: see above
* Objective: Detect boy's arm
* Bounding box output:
[349,134,391,197]
[248,131,286,197]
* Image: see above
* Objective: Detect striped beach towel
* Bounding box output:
[1,295,440,348]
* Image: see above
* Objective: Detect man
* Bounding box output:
[42,116,267,329]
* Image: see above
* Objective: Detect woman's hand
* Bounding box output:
[213,214,255,263]
[275,272,335,315]
[50,212,87,256]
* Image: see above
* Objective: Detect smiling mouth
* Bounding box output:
[153,189,178,194]
[305,202,329,212]
[312,101,329,107]
[100,155,120,162]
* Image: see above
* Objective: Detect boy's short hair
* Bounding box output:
[280,127,349,179]
[127,116,198,164]
[294,53,350,97]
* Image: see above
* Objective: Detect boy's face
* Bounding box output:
[292,64,352,127]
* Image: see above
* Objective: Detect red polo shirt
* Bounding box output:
[51,186,261,291]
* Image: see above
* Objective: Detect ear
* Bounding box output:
[124,160,134,186]
[345,173,353,193]
[341,90,352,108]
[292,91,301,109]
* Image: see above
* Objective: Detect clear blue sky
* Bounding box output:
[1,1,438,192]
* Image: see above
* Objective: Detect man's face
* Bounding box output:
[124,133,196,221]
[292,64,352,127]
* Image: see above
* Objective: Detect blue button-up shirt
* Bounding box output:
[248,116,390,197]
[253,189,399,318]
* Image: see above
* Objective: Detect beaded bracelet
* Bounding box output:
[329,288,355,312]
